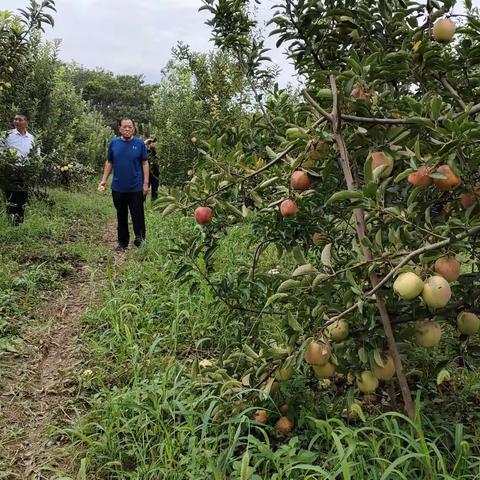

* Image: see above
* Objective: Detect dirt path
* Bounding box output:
[0,224,125,479]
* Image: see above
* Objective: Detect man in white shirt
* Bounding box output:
[2,114,36,224]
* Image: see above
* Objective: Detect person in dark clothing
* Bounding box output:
[99,118,149,252]
[144,137,159,201]
[2,114,36,225]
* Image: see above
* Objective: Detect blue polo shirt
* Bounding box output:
[107,136,148,192]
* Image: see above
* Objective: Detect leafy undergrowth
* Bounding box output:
[0,188,111,365]
[64,210,480,479]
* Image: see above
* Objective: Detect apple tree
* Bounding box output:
[161,0,480,424]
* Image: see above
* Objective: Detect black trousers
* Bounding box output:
[5,190,28,224]
[112,191,146,247]
[149,172,159,201]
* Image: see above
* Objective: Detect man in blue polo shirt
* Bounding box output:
[99,118,149,252]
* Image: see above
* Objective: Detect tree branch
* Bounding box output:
[302,90,333,123]
[340,114,411,125]
[439,77,467,111]
[340,102,480,125]
[249,240,270,281]
[322,225,480,326]
[323,74,415,420]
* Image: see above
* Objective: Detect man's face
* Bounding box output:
[13,115,28,132]
[119,120,135,139]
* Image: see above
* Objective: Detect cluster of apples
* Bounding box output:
[369,150,463,194]
[279,170,312,217]
[393,256,457,308]
[279,140,331,217]
[302,325,396,395]
[407,164,462,191]
[393,256,479,346]
[371,150,474,212]
[253,404,294,435]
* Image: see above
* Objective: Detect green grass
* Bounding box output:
[2,190,478,478]
[0,188,112,363]
[59,206,480,479]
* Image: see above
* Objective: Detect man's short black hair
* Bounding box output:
[118,117,135,127]
[15,113,28,121]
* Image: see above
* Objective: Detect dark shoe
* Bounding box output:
[133,237,143,248]
[8,214,23,226]
[115,244,126,253]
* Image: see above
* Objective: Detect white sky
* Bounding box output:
[2,0,298,86]
[3,1,479,87]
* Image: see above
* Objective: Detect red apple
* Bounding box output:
[280,199,298,217]
[290,171,311,191]
[408,166,433,187]
[460,192,476,209]
[254,409,268,424]
[434,256,460,282]
[433,165,461,191]
[194,206,213,225]
[351,87,369,100]
[276,416,294,435]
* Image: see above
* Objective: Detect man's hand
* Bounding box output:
[98,179,107,192]
[143,183,149,196]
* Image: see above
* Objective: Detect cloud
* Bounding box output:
[3,0,297,86]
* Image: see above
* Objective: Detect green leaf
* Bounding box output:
[407,187,422,207]
[175,264,193,280]
[326,190,364,205]
[349,402,366,422]
[265,292,289,307]
[358,347,368,363]
[414,135,422,161]
[373,349,384,368]
[243,344,259,360]
[312,274,329,288]
[394,168,414,183]
[292,263,317,277]
[430,95,442,121]
[372,165,388,182]
[437,369,451,385]
[256,176,278,190]
[240,451,250,480]
[409,116,434,127]
[288,314,303,333]
[265,146,277,160]
[292,245,307,265]
[427,172,447,179]
[162,203,177,217]
[363,154,373,183]
[321,243,333,268]
[277,279,301,293]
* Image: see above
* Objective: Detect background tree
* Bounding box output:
[0,1,112,192]
[67,67,156,131]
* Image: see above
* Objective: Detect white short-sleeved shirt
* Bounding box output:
[4,129,36,157]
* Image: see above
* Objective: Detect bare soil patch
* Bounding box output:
[0,224,126,479]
